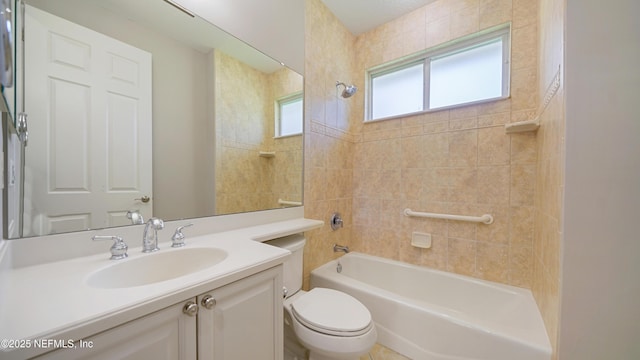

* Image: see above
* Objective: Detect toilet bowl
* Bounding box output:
[266,235,377,360]
[285,288,377,360]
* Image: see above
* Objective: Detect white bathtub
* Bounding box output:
[310,252,551,360]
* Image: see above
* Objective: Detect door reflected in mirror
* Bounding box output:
[6,0,303,238]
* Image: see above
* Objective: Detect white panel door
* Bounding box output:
[24,5,152,235]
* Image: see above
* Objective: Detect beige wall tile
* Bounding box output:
[510,205,534,246]
[449,130,478,167]
[401,136,427,168]
[511,163,536,205]
[532,1,564,355]
[401,168,426,200]
[479,0,512,29]
[424,133,450,167]
[478,126,510,165]
[509,245,533,287]
[476,242,509,283]
[511,66,538,111]
[426,16,452,48]
[512,24,538,70]
[511,132,538,164]
[513,0,538,29]
[449,167,478,203]
[425,0,451,23]
[477,166,510,204]
[447,238,477,276]
[476,204,510,244]
[450,2,480,38]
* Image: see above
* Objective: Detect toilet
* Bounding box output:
[266,235,377,360]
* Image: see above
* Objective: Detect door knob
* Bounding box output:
[135,195,151,203]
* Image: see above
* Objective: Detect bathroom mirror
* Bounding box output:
[3,0,303,238]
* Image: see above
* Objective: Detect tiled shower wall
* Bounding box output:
[350,0,539,287]
[304,0,540,288]
[533,0,565,357]
[303,0,358,285]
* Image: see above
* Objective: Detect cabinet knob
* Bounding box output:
[183,301,199,316]
[201,295,216,309]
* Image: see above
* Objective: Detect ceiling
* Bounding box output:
[321,0,437,35]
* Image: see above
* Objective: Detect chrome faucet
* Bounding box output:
[142,218,164,253]
[333,244,349,253]
[126,210,144,224]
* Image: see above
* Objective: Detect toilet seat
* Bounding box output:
[290,288,373,337]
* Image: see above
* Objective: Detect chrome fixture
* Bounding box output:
[16,112,28,146]
[330,212,344,231]
[171,223,194,248]
[126,210,144,225]
[93,235,128,260]
[333,244,349,254]
[336,81,357,98]
[183,301,199,316]
[142,218,164,253]
[201,295,216,309]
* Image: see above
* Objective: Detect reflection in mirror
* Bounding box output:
[5,0,303,239]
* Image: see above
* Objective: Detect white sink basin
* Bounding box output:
[86,247,228,289]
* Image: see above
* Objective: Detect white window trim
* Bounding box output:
[365,23,511,123]
[275,91,303,138]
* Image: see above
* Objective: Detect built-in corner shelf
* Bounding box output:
[505,119,539,134]
[258,151,276,158]
[505,66,561,135]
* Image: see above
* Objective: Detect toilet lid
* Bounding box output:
[291,288,373,336]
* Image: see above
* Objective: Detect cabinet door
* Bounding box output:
[198,266,283,360]
[35,300,197,360]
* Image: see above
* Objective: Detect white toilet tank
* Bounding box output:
[265,234,306,297]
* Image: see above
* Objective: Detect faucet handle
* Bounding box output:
[172,223,194,248]
[93,235,128,260]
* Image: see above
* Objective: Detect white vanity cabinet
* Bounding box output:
[33,266,283,360]
[34,300,197,360]
[197,266,283,360]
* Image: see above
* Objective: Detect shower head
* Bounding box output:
[336,81,357,98]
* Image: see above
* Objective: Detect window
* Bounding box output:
[276,92,303,137]
[367,25,510,122]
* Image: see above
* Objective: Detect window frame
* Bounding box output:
[275,91,303,138]
[366,24,511,122]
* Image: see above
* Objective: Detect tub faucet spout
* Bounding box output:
[333,244,349,253]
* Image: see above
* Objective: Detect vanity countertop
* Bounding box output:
[0,217,323,359]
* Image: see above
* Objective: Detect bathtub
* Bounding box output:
[310,252,551,360]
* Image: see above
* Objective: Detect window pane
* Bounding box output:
[371,63,424,120]
[429,39,503,109]
[279,97,303,136]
